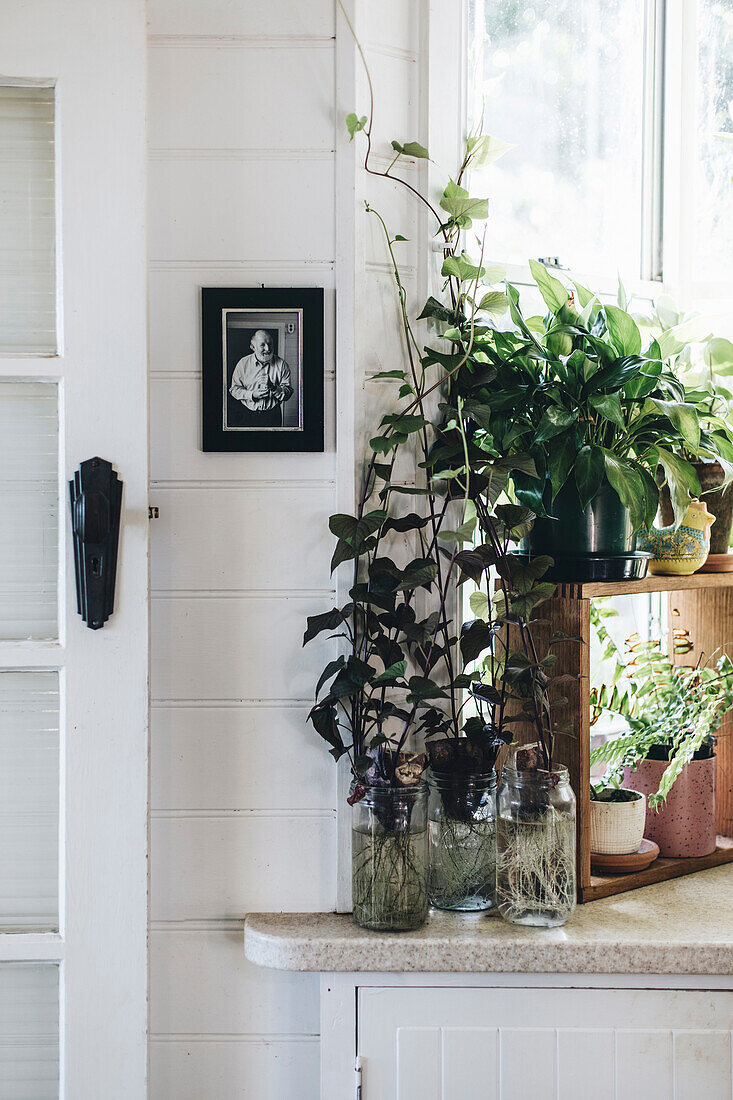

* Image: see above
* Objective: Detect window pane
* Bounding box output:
[0,964,58,1099]
[0,86,56,354]
[467,0,645,276]
[695,0,733,283]
[0,673,59,931]
[0,382,58,640]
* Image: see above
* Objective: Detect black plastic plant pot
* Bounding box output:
[527,477,634,558]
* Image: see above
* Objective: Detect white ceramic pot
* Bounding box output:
[590,790,646,855]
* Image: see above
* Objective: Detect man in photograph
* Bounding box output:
[229,329,294,427]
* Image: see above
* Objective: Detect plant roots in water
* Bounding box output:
[496,809,576,928]
[352,825,428,931]
[429,815,496,911]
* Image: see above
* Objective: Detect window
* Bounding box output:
[467,0,647,280]
[694,0,733,284]
[467,0,733,303]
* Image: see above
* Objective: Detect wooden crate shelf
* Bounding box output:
[586,837,733,902]
[534,571,733,904]
[556,571,733,599]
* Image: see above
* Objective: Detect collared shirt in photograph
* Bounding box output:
[230,354,293,411]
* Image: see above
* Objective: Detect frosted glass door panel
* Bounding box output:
[0,965,58,1100]
[0,382,58,639]
[0,86,56,354]
[0,673,58,930]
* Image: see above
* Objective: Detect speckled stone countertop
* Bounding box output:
[245,865,733,974]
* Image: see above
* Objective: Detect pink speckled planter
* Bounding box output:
[622,756,717,857]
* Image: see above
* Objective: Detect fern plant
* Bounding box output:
[589,605,733,807]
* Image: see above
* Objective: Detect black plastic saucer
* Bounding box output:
[514,550,653,583]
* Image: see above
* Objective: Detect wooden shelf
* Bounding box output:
[584,837,733,902]
[556,570,733,599]
[529,576,733,904]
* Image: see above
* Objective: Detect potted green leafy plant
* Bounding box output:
[590,623,733,857]
[452,266,733,579]
[302,272,461,928]
[372,153,582,922]
[648,301,733,559]
[302,131,514,925]
[306,21,584,921]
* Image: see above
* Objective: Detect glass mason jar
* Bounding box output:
[496,764,576,928]
[427,770,497,911]
[351,782,428,931]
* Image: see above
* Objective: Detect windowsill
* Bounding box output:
[244,864,733,974]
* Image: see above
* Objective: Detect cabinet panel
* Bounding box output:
[615,1030,673,1100]
[358,987,733,1100]
[396,1029,439,1100]
[674,1030,732,1100]
[441,1029,498,1100]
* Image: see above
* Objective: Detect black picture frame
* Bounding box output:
[201,286,324,452]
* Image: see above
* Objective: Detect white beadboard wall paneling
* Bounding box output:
[148,44,335,151]
[149,1037,320,1100]
[150,812,336,920]
[361,50,418,160]
[148,264,335,378]
[147,0,334,39]
[150,594,335,702]
[149,928,319,1034]
[150,376,337,482]
[367,0,420,57]
[363,173,419,267]
[150,705,336,811]
[150,486,334,591]
[148,158,335,264]
[333,0,361,912]
[359,270,418,380]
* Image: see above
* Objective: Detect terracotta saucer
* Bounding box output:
[591,839,660,874]
[698,553,733,573]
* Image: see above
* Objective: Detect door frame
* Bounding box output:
[0,2,149,1096]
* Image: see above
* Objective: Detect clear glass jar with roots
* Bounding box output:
[496,764,576,928]
[428,770,497,911]
[351,782,428,931]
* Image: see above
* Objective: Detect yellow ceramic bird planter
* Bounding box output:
[637,499,716,575]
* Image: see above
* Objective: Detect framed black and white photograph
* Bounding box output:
[201,287,324,452]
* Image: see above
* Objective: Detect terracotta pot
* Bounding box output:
[590,791,646,855]
[659,461,733,554]
[623,756,717,857]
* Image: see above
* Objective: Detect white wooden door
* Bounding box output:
[358,986,733,1100]
[0,2,148,1097]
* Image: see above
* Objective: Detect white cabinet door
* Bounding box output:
[0,2,147,1097]
[359,986,733,1100]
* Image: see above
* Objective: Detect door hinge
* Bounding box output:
[148,505,159,519]
[355,1056,363,1100]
